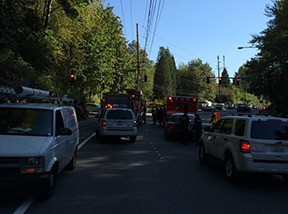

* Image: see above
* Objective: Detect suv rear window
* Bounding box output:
[250,120,288,140]
[106,110,133,119]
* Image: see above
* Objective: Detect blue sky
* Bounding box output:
[104,0,273,77]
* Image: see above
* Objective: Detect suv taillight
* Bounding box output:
[101,120,107,127]
[133,120,138,127]
[240,140,251,153]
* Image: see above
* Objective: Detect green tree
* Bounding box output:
[221,68,230,87]
[177,59,215,101]
[153,47,177,100]
[247,0,288,114]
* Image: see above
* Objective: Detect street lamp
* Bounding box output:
[237,46,256,49]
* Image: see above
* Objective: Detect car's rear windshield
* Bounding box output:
[0,108,53,136]
[106,110,133,119]
[251,120,288,140]
[171,115,195,123]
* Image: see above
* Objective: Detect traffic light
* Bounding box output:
[236,77,240,86]
[206,74,210,84]
[144,74,148,82]
[218,77,222,85]
[69,71,75,80]
[69,71,75,86]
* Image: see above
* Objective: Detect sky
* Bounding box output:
[103,0,273,77]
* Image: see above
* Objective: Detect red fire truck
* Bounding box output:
[166,96,198,117]
[101,89,145,124]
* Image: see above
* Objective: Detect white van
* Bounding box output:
[0,103,79,199]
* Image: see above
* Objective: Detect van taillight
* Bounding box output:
[101,120,107,127]
[240,140,251,153]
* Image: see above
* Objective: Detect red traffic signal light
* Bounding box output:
[236,77,240,86]
[69,72,75,80]
[218,77,222,85]
[206,74,210,84]
[234,77,240,86]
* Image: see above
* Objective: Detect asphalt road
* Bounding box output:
[2,109,288,214]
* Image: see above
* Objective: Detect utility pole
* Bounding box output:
[136,23,140,91]
[217,55,220,94]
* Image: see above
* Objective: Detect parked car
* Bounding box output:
[226,104,236,109]
[236,103,251,113]
[215,103,225,110]
[96,108,138,143]
[203,106,214,112]
[0,103,79,199]
[85,103,100,116]
[164,113,195,139]
[198,114,288,182]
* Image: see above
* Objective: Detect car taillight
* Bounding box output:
[101,120,107,127]
[240,140,251,153]
[106,103,113,108]
[133,120,138,127]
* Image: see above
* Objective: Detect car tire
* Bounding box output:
[224,153,240,182]
[129,136,136,143]
[65,150,77,171]
[198,142,208,164]
[282,174,288,182]
[40,166,57,200]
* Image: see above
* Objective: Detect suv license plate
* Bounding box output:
[272,145,284,152]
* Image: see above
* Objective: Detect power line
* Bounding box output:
[120,0,127,38]
[129,0,134,40]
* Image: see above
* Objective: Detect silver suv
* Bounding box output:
[0,103,79,198]
[96,108,138,143]
[198,114,288,182]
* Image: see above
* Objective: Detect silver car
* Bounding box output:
[199,115,288,182]
[96,108,138,143]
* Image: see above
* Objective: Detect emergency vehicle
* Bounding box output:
[100,89,145,124]
[166,96,198,117]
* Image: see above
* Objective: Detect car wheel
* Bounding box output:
[225,153,240,182]
[129,136,136,143]
[282,174,288,182]
[65,150,77,171]
[40,166,57,200]
[198,142,208,164]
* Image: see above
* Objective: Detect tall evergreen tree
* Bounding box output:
[221,68,230,87]
[153,47,177,100]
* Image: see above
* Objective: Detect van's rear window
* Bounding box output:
[251,120,288,140]
[0,108,53,136]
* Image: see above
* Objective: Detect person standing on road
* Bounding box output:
[210,109,220,126]
[142,104,147,124]
[179,106,190,144]
[152,107,157,125]
[193,113,202,144]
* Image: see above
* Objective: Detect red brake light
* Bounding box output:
[106,103,113,108]
[101,120,107,127]
[240,140,251,153]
